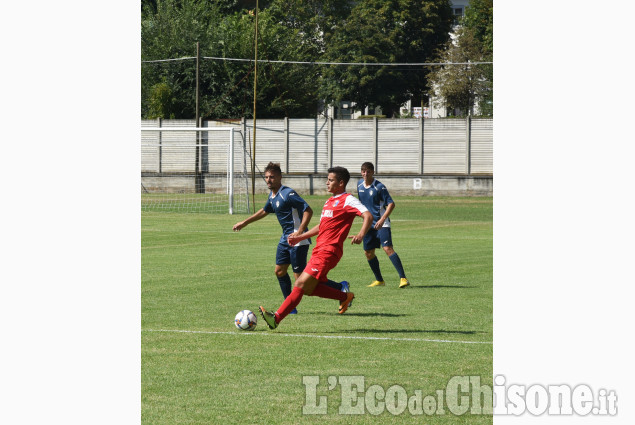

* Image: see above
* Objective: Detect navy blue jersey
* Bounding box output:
[356,179,394,228]
[263,185,311,246]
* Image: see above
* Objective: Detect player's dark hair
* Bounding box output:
[264,162,282,175]
[328,166,350,187]
[361,162,374,171]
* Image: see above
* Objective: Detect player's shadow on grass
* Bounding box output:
[334,328,486,336]
[410,284,476,289]
[342,312,406,318]
[301,312,406,318]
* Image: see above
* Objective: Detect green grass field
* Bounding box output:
[142,195,493,424]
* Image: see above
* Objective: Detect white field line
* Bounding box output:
[143,328,492,345]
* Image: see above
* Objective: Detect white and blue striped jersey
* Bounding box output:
[356,179,394,228]
[263,185,311,246]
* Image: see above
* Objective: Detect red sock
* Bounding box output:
[310,283,347,302]
[276,286,304,322]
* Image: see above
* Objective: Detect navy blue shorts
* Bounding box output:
[362,227,393,251]
[276,242,309,275]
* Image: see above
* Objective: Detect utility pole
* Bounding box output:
[195,42,203,193]
[196,41,200,123]
[251,2,259,213]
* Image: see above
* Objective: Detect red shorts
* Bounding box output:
[303,246,342,283]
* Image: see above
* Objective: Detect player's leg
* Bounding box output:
[364,229,385,286]
[308,280,354,314]
[292,243,346,296]
[260,250,353,328]
[323,279,342,290]
[322,279,351,308]
[274,263,297,314]
[275,264,292,297]
[290,244,309,280]
[260,271,321,329]
[301,250,354,313]
[275,243,293,298]
[379,228,409,288]
[288,244,311,314]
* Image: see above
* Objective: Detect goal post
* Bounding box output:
[141,125,250,214]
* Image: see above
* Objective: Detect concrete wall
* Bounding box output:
[142,117,493,197]
[142,173,492,196]
[274,174,492,196]
[142,117,493,176]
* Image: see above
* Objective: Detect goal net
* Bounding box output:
[141,123,250,214]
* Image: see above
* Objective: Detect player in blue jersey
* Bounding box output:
[233,163,348,311]
[356,162,410,288]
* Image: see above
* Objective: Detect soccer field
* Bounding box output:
[142,195,493,424]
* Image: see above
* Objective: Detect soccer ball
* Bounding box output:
[234,309,257,331]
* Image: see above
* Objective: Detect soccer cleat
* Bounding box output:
[340,281,353,307]
[338,292,355,314]
[259,306,278,329]
[290,308,298,314]
[340,281,349,293]
[399,278,410,288]
[367,280,385,287]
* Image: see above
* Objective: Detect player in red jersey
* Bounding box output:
[259,166,373,329]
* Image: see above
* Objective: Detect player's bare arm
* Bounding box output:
[374,202,395,230]
[232,208,268,231]
[287,223,319,245]
[288,206,313,239]
[349,211,373,244]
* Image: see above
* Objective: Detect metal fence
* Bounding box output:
[141,117,492,176]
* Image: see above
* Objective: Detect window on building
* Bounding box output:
[453,7,464,24]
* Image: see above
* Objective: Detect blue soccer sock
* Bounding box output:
[368,256,384,281]
[277,274,292,299]
[324,279,343,291]
[388,253,406,279]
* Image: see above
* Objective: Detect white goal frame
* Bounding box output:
[141,126,250,214]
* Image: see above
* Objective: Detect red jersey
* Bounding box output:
[315,192,368,258]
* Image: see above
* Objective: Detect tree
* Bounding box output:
[266,0,354,55]
[319,0,453,117]
[427,26,491,116]
[462,0,493,55]
[208,0,354,118]
[141,0,223,118]
[142,0,328,119]
[462,0,492,116]
[207,8,325,118]
[141,0,457,119]
[147,80,178,119]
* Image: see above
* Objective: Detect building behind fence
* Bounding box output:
[141,117,492,196]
